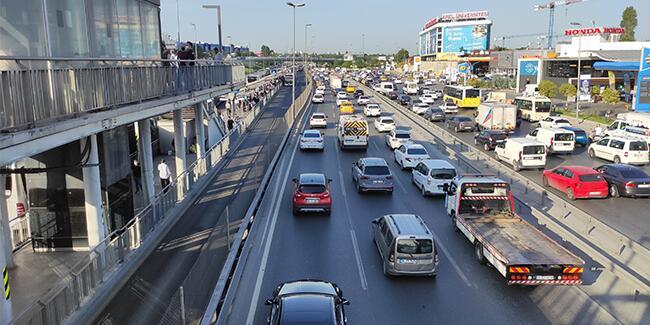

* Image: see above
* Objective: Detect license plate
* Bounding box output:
[373,180,383,184]
[535,275,555,280]
[306,198,319,204]
[398,259,416,264]
[589,191,601,195]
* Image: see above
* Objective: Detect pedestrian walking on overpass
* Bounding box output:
[158,159,172,192]
[132,159,142,193]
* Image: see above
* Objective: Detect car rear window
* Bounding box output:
[578,174,604,182]
[299,184,326,194]
[556,119,570,124]
[303,132,320,138]
[395,133,410,139]
[408,148,428,155]
[430,168,456,179]
[523,145,545,155]
[490,133,507,140]
[620,168,649,178]
[554,133,574,141]
[312,114,325,119]
[573,130,586,137]
[458,117,472,122]
[397,239,433,254]
[629,141,648,151]
[382,119,394,124]
[364,166,390,175]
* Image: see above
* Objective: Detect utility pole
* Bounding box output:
[572,22,582,119]
[287,2,306,119]
[176,0,181,45]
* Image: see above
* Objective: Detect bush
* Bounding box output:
[601,87,620,104]
[590,85,601,96]
[493,76,515,89]
[538,80,558,98]
[559,83,577,99]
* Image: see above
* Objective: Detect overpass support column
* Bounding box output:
[81,135,106,248]
[0,191,11,323]
[173,109,187,199]
[137,119,155,205]
[194,103,207,175]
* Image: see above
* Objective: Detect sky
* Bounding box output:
[161,0,649,55]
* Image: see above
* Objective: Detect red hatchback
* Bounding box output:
[542,166,608,200]
[292,173,332,215]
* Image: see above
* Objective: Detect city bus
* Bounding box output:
[443,85,481,109]
[514,95,552,122]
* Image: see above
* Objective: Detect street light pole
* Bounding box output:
[287,2,305,119]
[190,23,197,57]
[176,0,181,45]
[571,22,582,119]
[304,24,312,67]
[202,5,223,57]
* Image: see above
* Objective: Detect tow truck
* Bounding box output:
[444,174,584,285]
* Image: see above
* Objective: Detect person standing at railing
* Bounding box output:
[158,159,172,193]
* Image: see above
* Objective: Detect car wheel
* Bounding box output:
[588,149,596,158]
[292,207,299,215]
[609,184,620,198]
[454,126,459,133]
[613,156,621,164]
[356,182,362,193]
[399,160,405,170]
[513,160,521,172]
[474,242,487,264]
[382,261,390,277]
[451,215,459,232]
[421,185,427,197]
[542,176,549,187]
[324,208,331,216]
[484,143,490,151]
[566,187,576,200]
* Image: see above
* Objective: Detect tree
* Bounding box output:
[395,48,409,64]
[619,6,638,41]
[590,85,601,97]
[601,87,620,104]
[559,83,577,100]
[538,80,558,98]
[261,45,273,57]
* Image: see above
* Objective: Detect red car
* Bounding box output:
[542,166,608,200]
[292,173,332,215]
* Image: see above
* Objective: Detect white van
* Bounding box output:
[605,115,650,142]
[588,136,649,165]
[411,159,457,196]
[495,137,547,171]
[404,81,419,95]
[379,82,394,95]
[475,102,517,132]
[526,127,575,154]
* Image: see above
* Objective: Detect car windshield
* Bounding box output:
[629,141,648,151]
[407,148,427,155]
[620,168,649,178]
[523,145,545,154]
[395,133,410,139]
[556,119,570,124]
[430,168,456,179]
[396,239,433,254]
[578,174,604,182]
[554,133,574,141]
[364,165,390,175]
[298,184,326,194]
[303,133,320,138]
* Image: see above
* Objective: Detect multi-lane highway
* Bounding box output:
[94,72,305,325]
[395,83,650,247]
[219,87,617,324]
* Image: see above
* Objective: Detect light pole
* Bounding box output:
[304,23,312,67]
[190,23,197,57]
[287,2,305,119]
[571,22,582,119]
[176,0,181,45]
[202,5,223,58]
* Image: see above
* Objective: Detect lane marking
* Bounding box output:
[350,230,368,291]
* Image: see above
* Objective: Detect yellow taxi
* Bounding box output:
[338,100,354,114]
[345,86,356,94]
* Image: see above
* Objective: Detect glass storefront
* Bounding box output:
[0,0,48,56]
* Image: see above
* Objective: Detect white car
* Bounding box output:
[588,136,649,165]
[385,129,412,150]
[300,130,324,151]
[364,103,381,117]
[439,101,458,114]
[336,96,349,106]
[424,80,433,86]
[411,159,457,196]
[315,86,326,95]
[309,112,328,128]
[539,116,572,128]
[394,79,403,84]
[374,116,395,132]
[395,143,430,169]
[412,103,429,115]
[419,94,436,104]
[312,93,325,104]
[336,91,348,100]
[357,96,371,106]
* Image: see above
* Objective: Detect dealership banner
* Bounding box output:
[635,47,650,112]
[443,25,489,53]
[579,74,591,101]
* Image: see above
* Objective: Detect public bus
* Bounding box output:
[442,85,481,109]
[513,95,552,122]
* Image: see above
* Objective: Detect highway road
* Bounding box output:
[219,87,616,325]
[94,72,305,325]
[396,83,650,248]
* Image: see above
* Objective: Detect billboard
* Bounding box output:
[442,25,489,53]
[517,59,541,93]
[635,47,650,112]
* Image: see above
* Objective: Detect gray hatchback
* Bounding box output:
[352,157,393,193]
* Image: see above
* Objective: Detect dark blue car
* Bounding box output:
[562,126,589,147]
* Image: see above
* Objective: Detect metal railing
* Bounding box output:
[0,57,245,132]
[10,78,281,325]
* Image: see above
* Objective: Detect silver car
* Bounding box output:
[352,157,393,193]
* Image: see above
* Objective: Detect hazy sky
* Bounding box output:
[161,0,649,54]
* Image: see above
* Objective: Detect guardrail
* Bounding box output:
[10,79,281,325]
[357,81,650,294]
[0,57,245,132]
[199,72,314,325]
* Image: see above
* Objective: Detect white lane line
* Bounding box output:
[349,229,369,290]
[245,104,311,324]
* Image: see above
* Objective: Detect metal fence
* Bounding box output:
[10,79,280,325]
[0,57,245,132]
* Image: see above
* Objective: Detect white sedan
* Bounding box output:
[374,116,395,132]
[539,116,572,128]
[315,86,326,95]
[395,143,430,169]
[336,91,348,100]
[385,129,412,150]
[312,93,325,104]
[300,130,324,151]
[364,103,381,117]
[357,96,371,106]
[419,94,436,104]
[309,112,327,128]
[412,103,429,115]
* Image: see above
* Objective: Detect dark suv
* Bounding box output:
[474,130,508,151]
[398,94,412,106]
[266,280,349,325]
[423,107,445,122]
[445,115,476,132]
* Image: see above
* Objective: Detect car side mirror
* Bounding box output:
[341,299,350,306]
[264,299,273,305]
[292,178,297,183]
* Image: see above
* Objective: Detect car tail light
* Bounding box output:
[386,175,392,179]
[322,191,330,198]
[388,250,395,263]
[518,151,522,161]
[16,203,26,217]
[361,175,370,180]
[488,137,493,142]
[550,138,554,147]
[295,192,303,198]
[625,182,636,188]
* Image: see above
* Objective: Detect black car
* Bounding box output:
[354,89,365,98]
[397,94,412,106]
[266,280,349,325]
[474,130,508,151]
[445,115,477,132]
[423,107,446,122]
[594,164,650,198]
[387,91,398,100]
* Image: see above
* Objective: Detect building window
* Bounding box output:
[116,0,143,58]
[140,1,160,58]
[46,0,90,57]
[0,0,48,56]
[88,0,120,57]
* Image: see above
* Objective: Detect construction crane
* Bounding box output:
[534,0,587,49]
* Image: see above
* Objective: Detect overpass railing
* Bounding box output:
[0,57,245,132]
